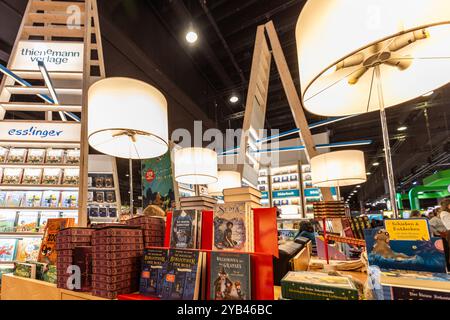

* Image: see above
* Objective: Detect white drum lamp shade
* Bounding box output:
[296,0,450,116]
[311,150,366,187]
[88,77,169,159]
[174,147,218,185]
[207,171,241,196]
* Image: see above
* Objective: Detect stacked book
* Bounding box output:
[125,215,165,247]
[55,227,94,291]
[179,196,217,211]
[91,226,144,299]
[223,187,262,208]
[313,201,345,219]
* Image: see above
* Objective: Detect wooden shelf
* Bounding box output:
[0,102,82,113]
[5,86,82,96]
[87,187,115,191]
[0,163,79,169]
[0,184,78,190]
[0,231,44,237]
[0,207,78,211]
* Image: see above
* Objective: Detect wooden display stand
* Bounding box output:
[1,274,108,300]
[0,0,106,227]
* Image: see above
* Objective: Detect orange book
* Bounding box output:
[38,218,75,264]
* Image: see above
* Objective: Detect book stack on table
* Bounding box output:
[223,187,262,208]
[125,215,165,247]
[91,226,144,299]
[179,196,217,211]
[56,228,94,290]
[313,201,346,219]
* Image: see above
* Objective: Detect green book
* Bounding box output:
[26,261,47,280]
[14,262,36,279]
[42,264,57,284]
[281,271,359,300]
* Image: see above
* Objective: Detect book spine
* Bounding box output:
[281,281,358,300]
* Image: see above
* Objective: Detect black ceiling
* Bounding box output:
[0,0,449,209]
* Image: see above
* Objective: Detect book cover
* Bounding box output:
[0,238,18,261]
[140,248,169,297]
[65,149,80,164]
[16,237,41,262]
[0,211,16,232]
[384,286,450,300]
[42,168,62,185]
[16,211,39,232]
[5,191,24,207]
[0,147,8,163]
[46,149,64,164]
[105,191,116,203]
[14,262,36,279]
[94,191,104,203]
[0,191,6,206]
[2,168,23,184]
[41,190,60,208]
[210,252,251,300]
[6,149,27,163]
[213,202,249,252]
[160,249,202,300]
[281,271,358,300]
[61,191,78,208]
[26,149,45,164]
[38,218,75,264]
[380,269,450,291]
[170,209,198,249]
[62,168,79,185]
[24,191,43,207]
[38,211,60,232]
[22,168,42,185]
[364,227,448,273]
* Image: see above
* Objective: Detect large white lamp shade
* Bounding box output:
[311,150,366,187]
[174,147,218,185]
[296,0,450,116]
[207,171,241,196]
[88,77,169,159]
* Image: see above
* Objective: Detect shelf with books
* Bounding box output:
[0,207,78,211]
[0,163,79,169]
[0,185,78,191]
[0,231,44,237]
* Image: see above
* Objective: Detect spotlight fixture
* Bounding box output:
[366,172,371,176]
[422,91,434,97]
[356,185,361,188]
[229,95,239,103]
[372,162,380,166]
[397,126,408,131]
[186,30,198,44]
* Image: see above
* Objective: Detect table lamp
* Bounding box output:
[174,147,218,185]
[296,0,450,217]
[88,77,169,216]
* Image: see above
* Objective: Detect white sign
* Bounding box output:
[11,41,84,72]
[0,121,80,142]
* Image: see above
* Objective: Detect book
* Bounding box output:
[46,149,64,164]
[213,202,251,252]
[2,168,23,184]
[380,269,450,291]
[22,168,42,185]
[223,187,262,198]
[26,261,47,280]
[61,191,78,208]
[104,175,114,188]
[0,191,6,206]
[0,211,16,232]
[38,218,75,264]
[94,191,104,203]
[210,252,251,300]
[16,237,41,262]
[38,211,60,232]
[65,149,80,164]
[6,148,27,163]
[41,190,60,208]
[93,175,104,188]
[364,227,448,273]
[26,149,45,164]
[0,147,8,163]
[382,285,450,300]
[62,168,79,185]
[5,192,24,207]
[281,271,359,300]
[180,196,217,205]
[60,211,78,224]
[223,194,261,205]
[16,211,39,232]
[170,209,198,249]
[0,238,18,261]
[160,249,202,300]
[42,168,62,185]
[24,191,43,207]
[140,248,169,297]
[14,262,36,279]
[105,191,115,203]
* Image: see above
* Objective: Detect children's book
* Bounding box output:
[210,252,251,300]
[38,211,60,232]
[5,192,24,207]
[42,168,62,185]
[6,149,27,163]
[16,211,39,232]
[62,168,79,185]
[0,238,18,261]
[160,249,202,300]
[140,248,169,298]
[2,168,23,184]
[0,191,6,206]
[38,218,75,264]
[22,168,42,185]
[65,149,80,164]
[170,209,198,249]
[26,149,45,164]
[24,191,43,207]
[0,211,16,232]
[61,191,78,208]
[213,202,250,252]
[45,149,64,164]
[16,237,41,262]
[41,191,60,208]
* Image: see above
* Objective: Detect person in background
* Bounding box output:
[440,198,450,230]
[294,220,316,245]
[429,208,447,237]
[409,210,421,218]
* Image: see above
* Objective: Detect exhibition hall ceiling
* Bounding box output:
[0,0,448,205]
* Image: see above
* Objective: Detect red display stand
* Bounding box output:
[126,207,278,300]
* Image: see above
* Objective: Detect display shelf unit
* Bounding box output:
[270,164,302,218]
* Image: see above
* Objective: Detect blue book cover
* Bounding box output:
[364,227,447,273]
[170,210,197,249]
[140,248,168,297]
[160,249,201,300]
[210,252,251,300]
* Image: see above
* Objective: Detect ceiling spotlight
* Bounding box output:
[397,126,407,132]
[186,30,198,44]
[356,185,361,188]
[366,172,371,176]
[422,91,434,97]
[372,162,380,166]
[229,95,239,103]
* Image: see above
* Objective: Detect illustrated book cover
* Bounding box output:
[170,209,198,249]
